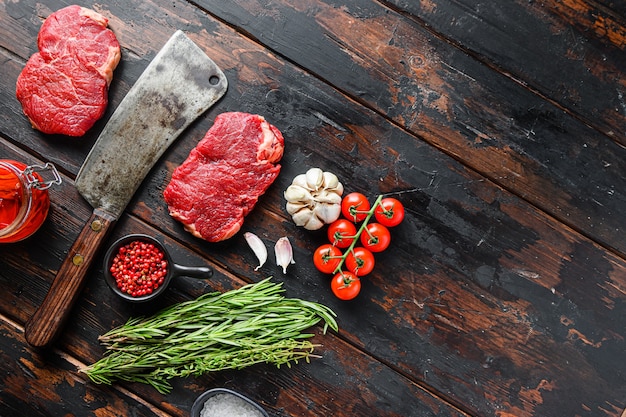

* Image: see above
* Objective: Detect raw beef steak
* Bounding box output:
[163,112,284,242]
[16,5,121,136]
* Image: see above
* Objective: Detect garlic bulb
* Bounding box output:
[284,168,343,230]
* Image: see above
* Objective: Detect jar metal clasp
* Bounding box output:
[23,163,62,190]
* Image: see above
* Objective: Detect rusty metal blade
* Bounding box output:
[75,30,227,217]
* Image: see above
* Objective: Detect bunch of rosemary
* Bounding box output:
[82,278,338,394]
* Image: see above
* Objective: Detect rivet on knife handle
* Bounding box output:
[24,209,116,348]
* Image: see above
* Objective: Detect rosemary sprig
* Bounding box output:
[81,278,337,394]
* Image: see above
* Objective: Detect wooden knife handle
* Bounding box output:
[24,208,116,348]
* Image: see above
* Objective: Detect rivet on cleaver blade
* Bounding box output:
[24,30,228,348]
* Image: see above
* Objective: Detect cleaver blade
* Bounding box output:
[24,30,228,348]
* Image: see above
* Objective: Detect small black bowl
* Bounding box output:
[103,234,212,302]
[191,388,269,417]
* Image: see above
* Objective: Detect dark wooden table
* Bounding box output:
[1,1,625,416]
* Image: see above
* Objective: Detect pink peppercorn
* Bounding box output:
[110,240,167,298]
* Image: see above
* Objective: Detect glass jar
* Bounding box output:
[0,159,62,243]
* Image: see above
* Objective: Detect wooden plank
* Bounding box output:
[591,0,626,18]
[2,254,469,417]
[383,0,626,140]
[117,10,626,417]
[0,188,467,417]
[0,150,467,417]
[0,317,169,417]
[1,1,624,417]
[148,124,626,415]
[183,0,626,256]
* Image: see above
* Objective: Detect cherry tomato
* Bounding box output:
[360,222,391,252]
[327,219,357,248]
[345,247,375,276]
[331,271,361,300]
[313,244,342,274]
[341,192,371,222]
[374,198,405,227]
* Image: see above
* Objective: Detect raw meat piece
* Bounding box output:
[163,112,284,242]
[16,5,121,136]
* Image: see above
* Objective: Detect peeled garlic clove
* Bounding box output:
[275,236,295,274]
[305,168,324,190]
[244,232,267,271]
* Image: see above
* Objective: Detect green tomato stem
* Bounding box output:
[334,194,383,274]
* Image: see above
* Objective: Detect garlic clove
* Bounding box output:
[326,176,343,196]
[315,190,343,205]
[275,236,295,274]
[244,232,267,271]
[291,173,309,189]
[322,172,344,195]
[291,208,325,230]
[304,214,325,230]
[290,209,312,227]
[286,201,307,215]
[305,168,324,190]
[322,171,339,189]
[284,184,314,204]
[314,202,342,224]
[290,206,325,230]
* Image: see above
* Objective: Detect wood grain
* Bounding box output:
[0,142,469,416]
[0,0,624,416]
[0,317,169,417]
[24,209,116,348]
[192,0,626,257]
[386,0,626,139]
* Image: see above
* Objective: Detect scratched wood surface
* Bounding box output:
[0,1,624,417]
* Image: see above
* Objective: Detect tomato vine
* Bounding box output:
[313,194,405,300]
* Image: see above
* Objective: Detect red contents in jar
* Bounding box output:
[0,182,21,228]
[0,160,51,243]
[110,240,168,297]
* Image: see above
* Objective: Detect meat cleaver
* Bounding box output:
[24,30,228,348]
